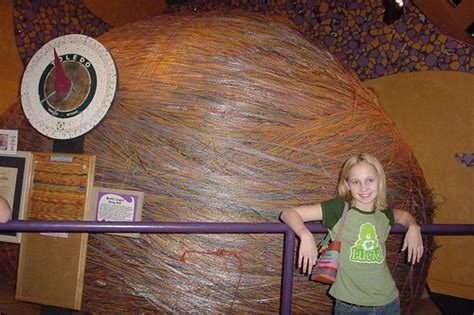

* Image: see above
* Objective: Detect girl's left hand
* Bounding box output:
[402,225,423,264]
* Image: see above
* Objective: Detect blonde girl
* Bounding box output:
[280,153,423,314]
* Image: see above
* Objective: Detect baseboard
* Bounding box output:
[427,278,474,300]
[427,285,474,315]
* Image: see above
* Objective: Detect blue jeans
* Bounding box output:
[334,298,400,315]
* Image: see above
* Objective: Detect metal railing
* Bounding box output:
[1,221,473,314]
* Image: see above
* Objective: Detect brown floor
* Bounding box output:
[0,286,442,315]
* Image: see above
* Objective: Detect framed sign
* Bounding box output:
[0,129,18,155]
[16,152,95,309]
[0,151,33,243]
[89,187,144,238]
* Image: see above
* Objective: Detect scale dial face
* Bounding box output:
[21,34,117,139]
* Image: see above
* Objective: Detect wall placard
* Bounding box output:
[0,151,33,243]
[0,129,18,155]
[16,152,95,310]
[89,186,144,238]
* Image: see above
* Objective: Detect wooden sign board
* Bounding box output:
[16,152,95,310]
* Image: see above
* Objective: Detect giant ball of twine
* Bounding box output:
[0,10,434,314]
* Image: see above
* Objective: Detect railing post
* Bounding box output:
[281,230,295,315]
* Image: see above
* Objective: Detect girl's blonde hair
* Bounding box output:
[337,153,387,210]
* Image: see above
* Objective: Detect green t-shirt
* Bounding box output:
[321,197,399,306]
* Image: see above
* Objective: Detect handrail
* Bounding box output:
[1,221,473,234]
[1,221,473,314]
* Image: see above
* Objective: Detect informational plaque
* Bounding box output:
[16,152,95,310]
[0,151,33,243]
[0,129,18,155]
[90,187,144,238]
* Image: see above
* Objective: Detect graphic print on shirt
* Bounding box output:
[350,222,384,264]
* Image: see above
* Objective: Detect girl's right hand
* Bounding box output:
[298,229,318,274]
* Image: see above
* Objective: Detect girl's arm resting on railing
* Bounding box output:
[280,204,323,274]
[393,209,423,264]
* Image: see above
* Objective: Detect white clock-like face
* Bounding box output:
[21,34,117,139]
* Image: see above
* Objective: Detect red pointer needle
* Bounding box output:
[53,48,71,95]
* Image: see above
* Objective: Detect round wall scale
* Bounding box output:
[21,34,117,140]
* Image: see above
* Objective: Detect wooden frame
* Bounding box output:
[0,151,33,243]
[16,152,95,310]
